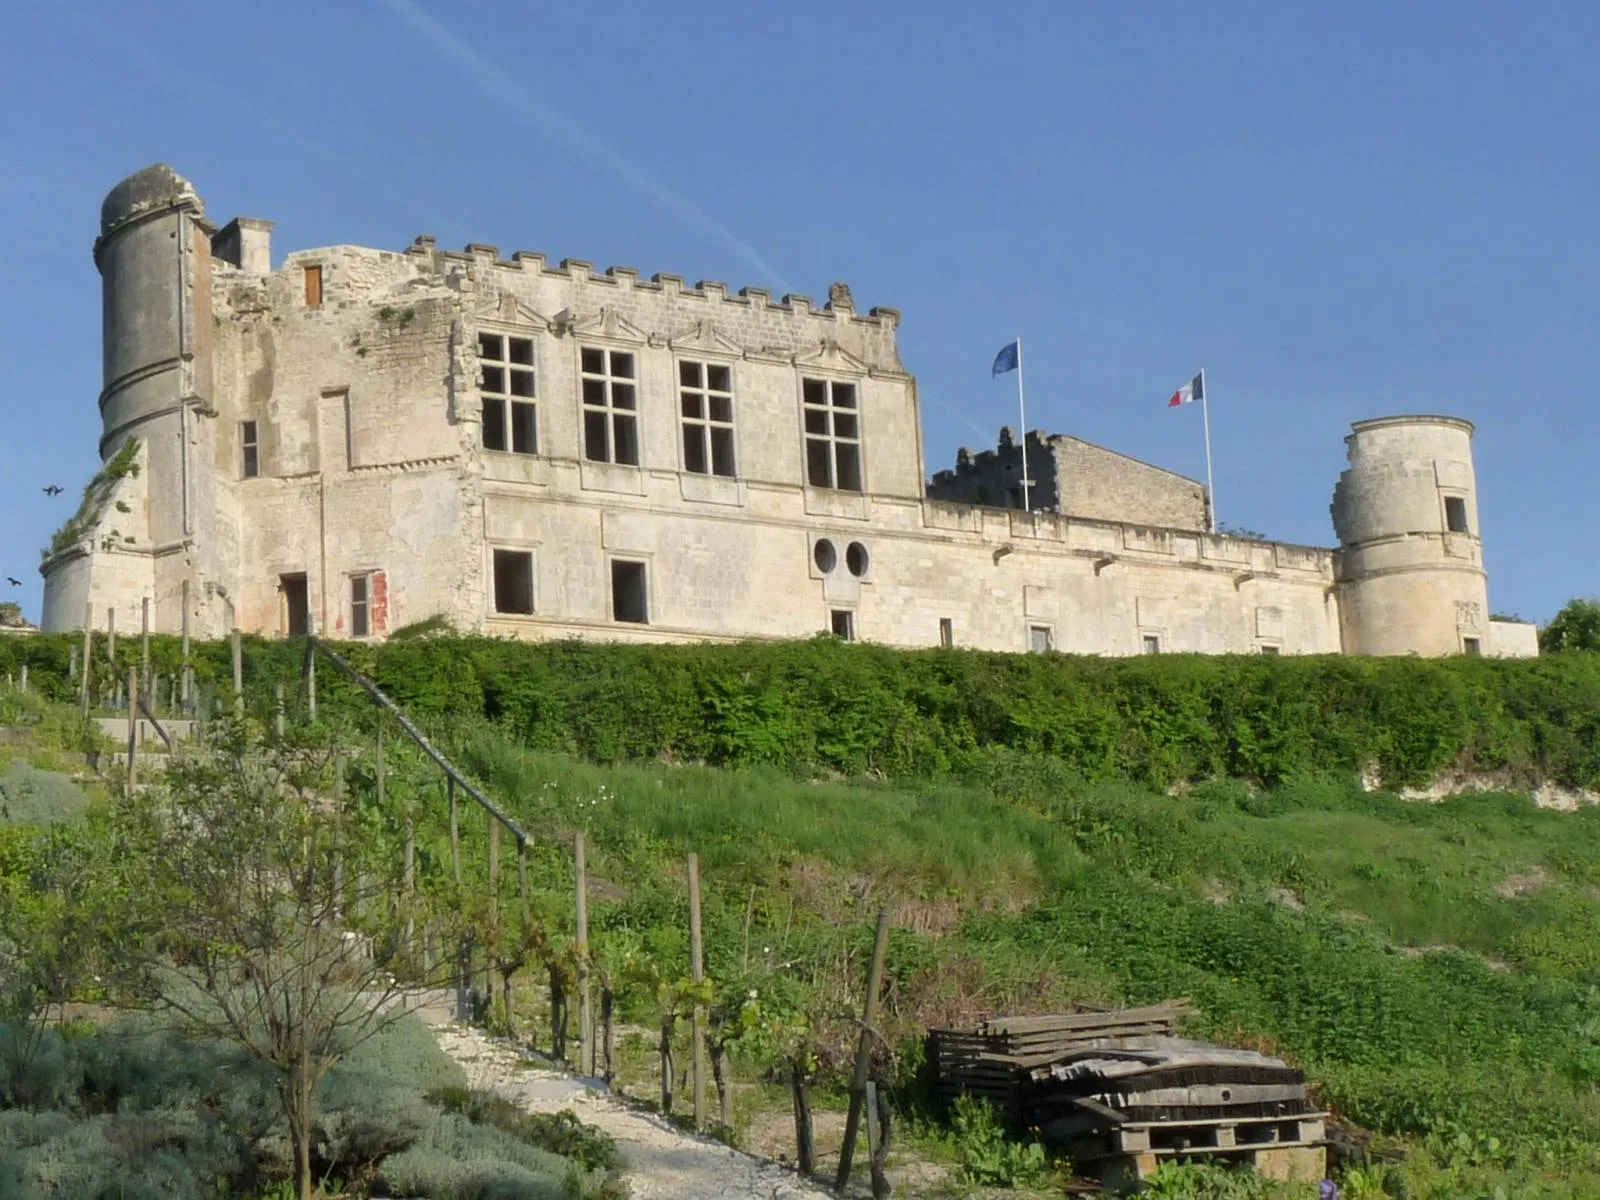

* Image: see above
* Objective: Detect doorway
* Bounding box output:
[281,574,309,636]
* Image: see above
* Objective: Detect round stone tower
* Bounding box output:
[40,165,216,634]
[1331,415,1489,656]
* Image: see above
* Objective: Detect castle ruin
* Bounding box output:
[39,164,1538,659]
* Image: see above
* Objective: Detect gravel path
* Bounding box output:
[427,1019,839,1200]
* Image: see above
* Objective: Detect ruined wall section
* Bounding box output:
[927,433,1209,532]
[208,245,477,637]
[1052,437,1209,532]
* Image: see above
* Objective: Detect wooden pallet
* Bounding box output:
[1065,1112,1327,1160]
[1097,1144,1327,1189]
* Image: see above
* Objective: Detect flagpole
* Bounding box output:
[1016,336,1030,513]
[1200,367,1216,533]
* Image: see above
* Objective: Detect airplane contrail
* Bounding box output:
[376,0,793,294]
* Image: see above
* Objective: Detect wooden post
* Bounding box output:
[80,602,93,718]
[125,667,138,792]
[180,579,192,715]
[792,1060,815,1178]
[866,1081,891,1199]
[448,777,462,886]
[305,616,318,722]
[140,597,151,692]
[18,664,26,695]
[518,836,530,924]
[404,804,417,955]
[488,817,501,927]
[836,908,891,1191]
[688,852,706,1131]
[107,606,116,663]
[275,683,285,738]
[575,832,591,1075]
[69,643,78,683]
[231,628,243,714]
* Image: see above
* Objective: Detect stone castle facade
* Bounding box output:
[39,164,1538,660]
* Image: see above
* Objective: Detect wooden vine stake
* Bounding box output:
[835,908,891,1191]
[79,602,92,718]
[688,852,707,1131]
[575,831,592,1075]
[125,667,138,792]
[231,628,243,714]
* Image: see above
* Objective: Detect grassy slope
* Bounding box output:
[455,734,1600,1194]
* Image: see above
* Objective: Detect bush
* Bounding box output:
[12,634,1600,790]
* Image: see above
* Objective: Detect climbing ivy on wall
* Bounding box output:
[41,438,142,561]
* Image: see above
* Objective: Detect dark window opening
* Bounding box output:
[813,538,837,574]
[830,609,855,641]
[241,421,259,479]
[846,541,869,577]
[479,333,536,455]
[281,574,309,638]
[612,560,648,624]
[802,377,864,491]
[1029,625,1052,654]
[1143,635,1162,655]
[351,574,370,638]
[1463,637,1482,656]
[510,401,536,454]
[483,399,507,451]
[1444,496,1469,534]
[1260,644,1281,656]
[939,618,954,649]
[303,265,322,307]
[493,550,534,615]
[581,347,640,465]
[680,358,737,477]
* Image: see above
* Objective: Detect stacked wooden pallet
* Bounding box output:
[930,1002,1195,1105]
[931,1005,1325,1186]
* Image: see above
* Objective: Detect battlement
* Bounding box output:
[402,235,899,328]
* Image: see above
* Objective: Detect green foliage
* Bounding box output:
[0,762,89,827]
[41,438,140,562]
[427,1088,623,1178]
[948,1094,1052,1187]
[0,602,23,627]
[1541,597,1600,654]
[1138,1160,1313,1198]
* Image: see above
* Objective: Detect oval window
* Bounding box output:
[846,541,870,577]
[813,538,838,574]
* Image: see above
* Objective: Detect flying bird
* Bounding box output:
[42,485,62,496]
[5,578,20,587]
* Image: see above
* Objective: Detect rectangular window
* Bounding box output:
[304,265,322,307]
[1444,496,1469,534]
[1260,644,1281,656]
[831,609,856,641]
[611,560,648,624]
[350,574,370,637]
[1029,625,1053,654]
[1463,636,1482,656]
[679,360,736,477]
[581,347,639,466]
[939,617,954,649]
[492,550,534,615]
[479,333,537,454]
[802,378,863,491]
[241,421,259,479]
[1143,635,1162,655]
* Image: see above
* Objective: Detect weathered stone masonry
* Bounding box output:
[39,165,1538,660]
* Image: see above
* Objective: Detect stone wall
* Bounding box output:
[40,167,1531,661]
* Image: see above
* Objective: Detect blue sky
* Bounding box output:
[1,0,1592,624]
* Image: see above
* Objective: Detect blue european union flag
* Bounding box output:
[992,340,1019,376]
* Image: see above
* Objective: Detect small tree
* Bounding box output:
[1541,598,1600,654]
[111,718,439,1200]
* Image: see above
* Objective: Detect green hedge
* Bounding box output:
[5,633,1599,789]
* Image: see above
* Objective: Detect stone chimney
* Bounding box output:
[211,217,274,274]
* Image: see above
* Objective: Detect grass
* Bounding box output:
[444,732,1600,1194]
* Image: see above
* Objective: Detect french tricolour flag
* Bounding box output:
[1168,372,1204,408]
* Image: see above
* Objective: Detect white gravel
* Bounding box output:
[427,1020,839,1200]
